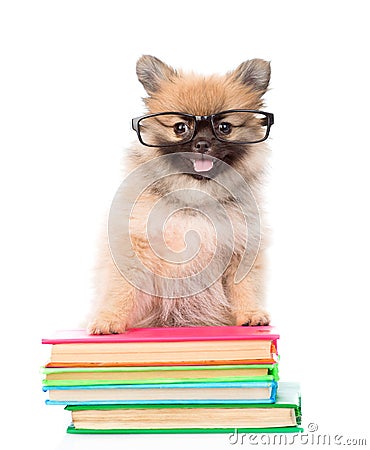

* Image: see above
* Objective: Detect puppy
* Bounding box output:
[87,55,273,334]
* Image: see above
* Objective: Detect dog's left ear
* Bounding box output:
[231,59,271,94]
[136,55,176,95]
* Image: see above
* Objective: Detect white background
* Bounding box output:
[1,1,369,449]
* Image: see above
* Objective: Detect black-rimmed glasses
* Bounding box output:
[132,110,274,147]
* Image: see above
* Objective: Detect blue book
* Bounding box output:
[43,380,277,405]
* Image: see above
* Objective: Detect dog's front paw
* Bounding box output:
[237,309,270,326]
[87,313,127,335]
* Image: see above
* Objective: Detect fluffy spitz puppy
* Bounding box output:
[88,55,273,334]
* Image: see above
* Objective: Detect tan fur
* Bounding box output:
[146,73,263,116]
[87,56,271,334]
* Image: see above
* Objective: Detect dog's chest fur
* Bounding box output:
[125,190,256,328]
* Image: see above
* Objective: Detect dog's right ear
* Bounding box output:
[136,55,176,95]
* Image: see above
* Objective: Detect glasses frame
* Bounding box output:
[131,109,274,148]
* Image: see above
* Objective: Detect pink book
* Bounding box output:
[42,326,279,345]
[42,327,279,367]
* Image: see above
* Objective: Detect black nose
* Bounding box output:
[193,140,211,153]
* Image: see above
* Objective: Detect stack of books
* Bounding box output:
[41,326,302,434]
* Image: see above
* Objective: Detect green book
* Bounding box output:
[65,382,302,434]
[41,363,279,387]
[67,425,303,434]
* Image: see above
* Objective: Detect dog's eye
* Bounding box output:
[174,122,189,135]
[218,122,232,135]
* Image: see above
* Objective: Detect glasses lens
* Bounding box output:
[138,114,196,146]
[212,111,269,143]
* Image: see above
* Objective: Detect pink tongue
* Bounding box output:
[193,159,214,172]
